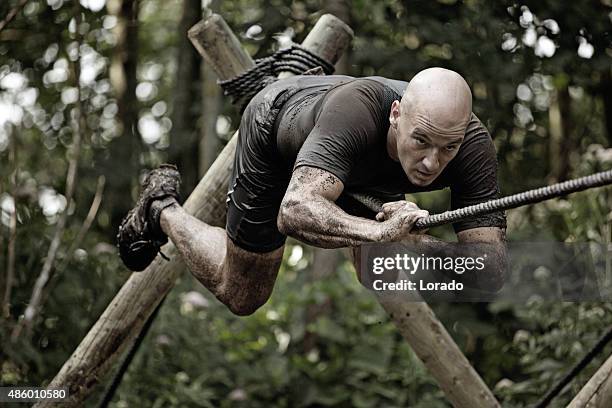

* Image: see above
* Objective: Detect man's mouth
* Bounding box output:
[415,170,434,178]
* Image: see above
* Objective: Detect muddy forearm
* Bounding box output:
[278,195,384,248]
[409,234,507,292]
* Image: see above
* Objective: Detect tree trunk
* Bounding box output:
[549,86,573,182]
[104,0,140,232]
[557,86,574,181]
[199,56,222,175]
[169,0,201,192]
[199,2,222,176]
[2,130,18,319]
[303,248,340,352]
[602,69,612,146]
[0,175,3,309]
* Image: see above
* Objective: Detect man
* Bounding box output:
[117,67,506,315]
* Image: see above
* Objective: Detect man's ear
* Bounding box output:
[389,100,401,128]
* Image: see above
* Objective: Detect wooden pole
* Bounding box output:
[567,353,612,408]
[34,14,350,408]
[377,293,500,407]
[187,13,255,80]
[597,364,612,407]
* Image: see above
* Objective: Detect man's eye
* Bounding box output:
[414,137,426,145]
[446,145,458,151]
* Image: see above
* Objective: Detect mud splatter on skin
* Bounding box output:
[160,204,283,316]
[278,166,428,248]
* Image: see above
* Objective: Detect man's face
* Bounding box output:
[393,102,465,186]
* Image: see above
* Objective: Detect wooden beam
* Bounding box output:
[187,13,254,81]
[568,353,612,408]
[377,293,500,407]
[34,14,350,408]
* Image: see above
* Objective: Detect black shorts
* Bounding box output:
[226,83,295,253]
[226,83,386,253]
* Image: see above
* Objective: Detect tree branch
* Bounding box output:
[35,176,105,326]
[0,0,29,33]
[2,128,18,319]
[60,175,105,271]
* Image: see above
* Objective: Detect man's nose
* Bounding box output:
[422,149,439,172]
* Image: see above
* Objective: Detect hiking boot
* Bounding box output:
[117,164,181,271]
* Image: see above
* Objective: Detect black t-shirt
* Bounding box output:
[270,75,506,233]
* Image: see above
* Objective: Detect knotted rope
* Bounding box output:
[219,44,334,108]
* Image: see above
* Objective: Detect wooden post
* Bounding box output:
[377,293,500,407]
[568,353,612,408]
[34,14,351,408]
[188,13,255,80]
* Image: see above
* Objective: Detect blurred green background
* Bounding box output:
[1,0,611,406]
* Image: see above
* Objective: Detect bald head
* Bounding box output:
[388,68,473,186]
[401,67,472,133]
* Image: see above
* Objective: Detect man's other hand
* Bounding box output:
[376,200,429,242]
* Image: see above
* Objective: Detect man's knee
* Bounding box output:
[226,298,265,317]
[219,262,277,316]
[220,238,283,316]
[224,290,270,316]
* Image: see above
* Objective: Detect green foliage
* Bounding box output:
[0,203,126,385]
[109,249,447,408]
[495,301,612,406]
